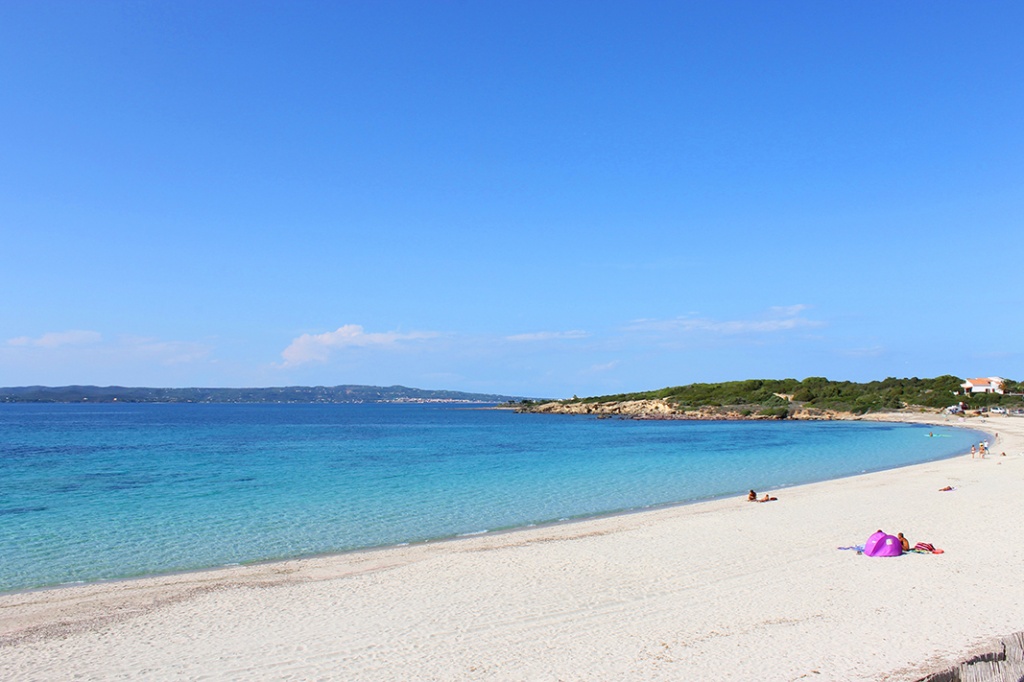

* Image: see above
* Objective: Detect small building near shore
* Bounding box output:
[960,377,1004,394]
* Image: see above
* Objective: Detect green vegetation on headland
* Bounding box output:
[0,385,526,404]
[515,376,1024,419]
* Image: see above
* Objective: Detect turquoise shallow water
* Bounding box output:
[0,403,981,593]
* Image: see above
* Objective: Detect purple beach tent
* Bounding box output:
[864,530,903,557]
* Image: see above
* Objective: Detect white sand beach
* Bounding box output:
[2,414,1023,681]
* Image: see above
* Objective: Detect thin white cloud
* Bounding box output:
[6,331,209,364]
[838,345,886,358]
[505,330,589,342]
[0,332,214,384]
[625,305,823,336]
[280,324,440,367]
[585,361,619,374]
[7,330,102,348]
[117,337,213,365]
[767,304,810,317]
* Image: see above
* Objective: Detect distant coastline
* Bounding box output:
[0,384,532,405]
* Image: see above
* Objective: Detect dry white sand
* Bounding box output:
[3,413,1023,681]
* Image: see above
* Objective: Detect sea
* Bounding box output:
[0,403,982,594]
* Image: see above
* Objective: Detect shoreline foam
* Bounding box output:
[2,414,1021,681]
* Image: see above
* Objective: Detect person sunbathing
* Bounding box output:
[747,490,757,501]
[897,532,910,551]
[759,494,777,502]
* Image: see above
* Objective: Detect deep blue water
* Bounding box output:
[0,403,981,593]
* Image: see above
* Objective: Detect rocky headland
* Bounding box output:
[518,398,942,421]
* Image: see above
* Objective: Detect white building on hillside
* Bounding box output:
[960,377,1004,394]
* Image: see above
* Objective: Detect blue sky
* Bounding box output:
[2,1,1022,398]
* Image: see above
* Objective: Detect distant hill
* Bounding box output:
[523,375,1022,417]
[0,385,530,404]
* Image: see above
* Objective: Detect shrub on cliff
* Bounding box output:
[566,375,1022,415]
[759,406,789,419]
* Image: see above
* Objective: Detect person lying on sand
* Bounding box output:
[939,485,954,491]
[759,494,777,502]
